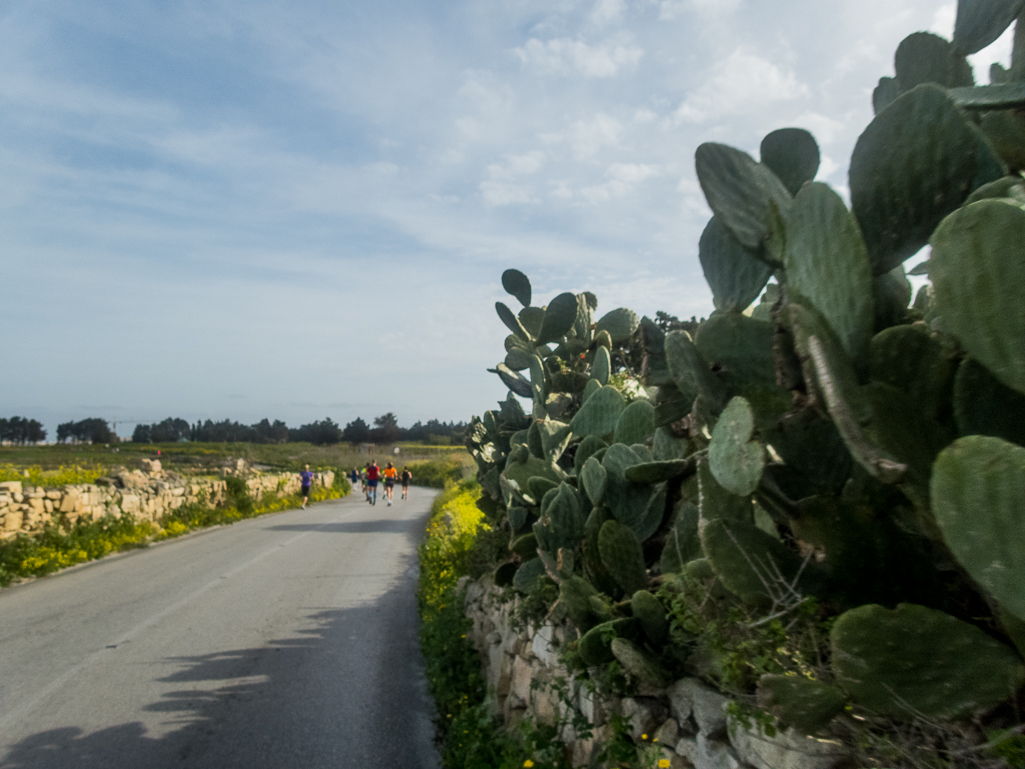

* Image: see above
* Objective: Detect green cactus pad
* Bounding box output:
[870,324,956,423]
[596,307,639,343]
[760,127,820,197]
[698,455,752,525]
[830,603,1025,719]
[493,363,532,398]
[631,590,669,645]
[700,517,809,606]
[850,84,978,275]
[538,419,572,462]
[570,385,626,438]
[624,458,695,484]
[708,396,765,497]
[560,575,601,632]
[698,215,773,313]
[580,456,608,506]
[894,32,974,92]
[954,358,1025,446]
[932,436,1025,622]
[592,346,612,385]
[694,142,792,262]
[784,182,874,364]
[756,675,846,734]
[665,330,724,410]
[501,268,532,307]
[931,199,1025,395]
[598,519,649,595]
[579,618,639,666]
[611,638,669,689]
[536,292,579,345]
[603,444,666,541]
[980,110,1025,171]
[694,314,788,426]
[954,0,1025,54]
[510,532,539,559]
[659,501,702,574]
[513,557,548,594]
[614,399,655,446]
[873,76,899,114]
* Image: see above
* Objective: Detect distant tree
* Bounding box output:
[371,413,401,444]
[343,417,371,445]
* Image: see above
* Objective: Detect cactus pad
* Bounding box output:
[932,436,1025,622]
[708,396,764,496]
[698,215,773,313]
[570,385,626,438]
[700,517,809,605]
[830,603,1025,719]
[614,399,655,446]
[894,32,974,92]
[659,501,701,574]
[760,127,820,197]
[930,199,1025,395]
[501,268,532,307]
[611,638,669,688]
[536,292,579,345]
[785,182,874,364]
[954,358,1025,446]
[850,84,977,275]
[694,142,792,260]
[756,675,846,734]
[580,456,608,506]
[598,519,649,595]
[596,307,640,343]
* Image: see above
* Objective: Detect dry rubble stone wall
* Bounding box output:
[461,575,851,769]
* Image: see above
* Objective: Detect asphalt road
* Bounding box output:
[0,486,441,769]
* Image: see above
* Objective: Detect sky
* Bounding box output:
[0,0,1014,438]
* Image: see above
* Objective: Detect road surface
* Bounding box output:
[0,487,441,768]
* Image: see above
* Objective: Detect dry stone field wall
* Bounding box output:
[462,576,849,769]
[0,460,335,539]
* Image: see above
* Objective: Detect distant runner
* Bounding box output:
[299,464,314,509]
[383,462,397,506]
[400,467,412,500]
[365,460,380,506]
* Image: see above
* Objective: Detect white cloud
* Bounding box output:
[675,48,808,125]
[515,37,644,77]
[580,162,660,203]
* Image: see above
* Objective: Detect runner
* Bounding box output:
[299,464,314,509]
[383,462,397,506]
[365,460,381,506]
[400,466,412,500]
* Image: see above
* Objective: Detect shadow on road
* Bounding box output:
[0,552,440,769]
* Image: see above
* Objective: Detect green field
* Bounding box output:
[0,441,473,478]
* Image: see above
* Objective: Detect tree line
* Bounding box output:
[131,413,466,446]
[0,417,47,444]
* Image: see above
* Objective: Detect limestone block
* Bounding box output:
[532,624,559,668]
[4,509,24,532]
[669,678,729,737]
[0,481,23,495]
[622,697,665,742]
[677,734,743,769]
[727,716,848,769]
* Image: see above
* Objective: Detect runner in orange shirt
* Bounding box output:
[383,462,398,506]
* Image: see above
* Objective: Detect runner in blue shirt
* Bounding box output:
[300,464,314,509]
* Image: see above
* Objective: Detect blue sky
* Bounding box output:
[0,0,1012,438]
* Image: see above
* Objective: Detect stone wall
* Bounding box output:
[0,461,336,539]
[461,576,850,769]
